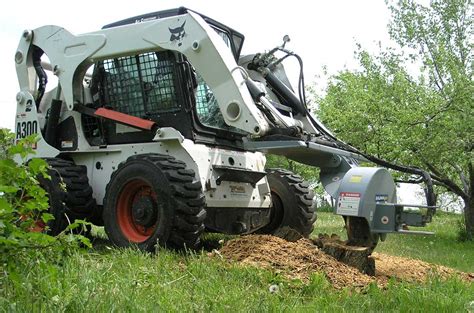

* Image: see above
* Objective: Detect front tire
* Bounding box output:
[258,169,316,238]
[103,154,206,251]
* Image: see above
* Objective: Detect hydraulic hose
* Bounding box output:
[32,46,48,109]
[263,69,306,116]
[44,85,63,146]
[308,111,437,209]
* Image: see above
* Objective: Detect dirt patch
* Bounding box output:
[216,234,473,289]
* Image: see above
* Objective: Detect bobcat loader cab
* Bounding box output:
[14,7,436,251]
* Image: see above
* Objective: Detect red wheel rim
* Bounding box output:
[21,214,47,233]
[116,179,159,243]
[31,219,47,232]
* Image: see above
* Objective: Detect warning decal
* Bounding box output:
[337,192,361,216]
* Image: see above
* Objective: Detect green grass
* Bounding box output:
[1,212,473,312]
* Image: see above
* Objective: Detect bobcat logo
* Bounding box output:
[25,99,32,112]
[169,21,186,47]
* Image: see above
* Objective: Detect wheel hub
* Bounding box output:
[131,196,158,228]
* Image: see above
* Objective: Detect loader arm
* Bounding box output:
[15,11,270,136]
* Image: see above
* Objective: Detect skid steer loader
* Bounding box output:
[13,7,437,252]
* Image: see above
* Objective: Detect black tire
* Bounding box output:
[103,154,206,252]
[38,158,96,235]
[258,169,316,238]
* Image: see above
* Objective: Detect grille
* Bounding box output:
[195,74,225,128]
[100,51,179,117]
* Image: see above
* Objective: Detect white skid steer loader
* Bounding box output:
[13,7,436,251]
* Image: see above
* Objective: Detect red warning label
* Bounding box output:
[337,192,361,216]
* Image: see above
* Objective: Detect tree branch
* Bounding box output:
[469,161,473,198]
[421,36,446,92]
[406,104,451,126]
[432,179,450,190]
[424,161,468,199]
[451,162,469,194]
[424,161,443,177]
[455,3,468,66]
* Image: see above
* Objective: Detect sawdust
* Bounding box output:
[373,252,474,284]
[218,235,374,289]
[216,234,473,289]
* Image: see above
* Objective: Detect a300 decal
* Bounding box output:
[16,120,38,139]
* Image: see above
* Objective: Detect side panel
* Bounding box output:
[182,140,271,209]
[70,139,271,210]
[14,91,59,161]
[70,141,189,205]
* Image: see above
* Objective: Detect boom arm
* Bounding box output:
[15,12,270,136]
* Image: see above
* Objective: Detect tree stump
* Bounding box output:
[313,234,375,276]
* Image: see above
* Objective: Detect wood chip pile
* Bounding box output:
[216,234,473,289]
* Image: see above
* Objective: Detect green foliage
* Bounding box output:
[316,204,334,213]
[457,216,470,242]
[316,0,473,238]
[0,129,90,265]
[319,50,440,163]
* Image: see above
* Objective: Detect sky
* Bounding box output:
[0,0,392,130]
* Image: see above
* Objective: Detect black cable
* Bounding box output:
[309,127,437,207]
[32,46,48,109]
[273,49,307,109]
[293,53,306,108]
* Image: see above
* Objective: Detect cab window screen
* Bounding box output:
[100,51,180,117]
[195,74,226,129]
[195,73,245,134]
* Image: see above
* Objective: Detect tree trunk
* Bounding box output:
[463,196,474,240]
[463,162,474,240]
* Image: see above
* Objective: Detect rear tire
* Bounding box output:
[258,169,316,238]
[103,154,206,251]
[38,158,96,235]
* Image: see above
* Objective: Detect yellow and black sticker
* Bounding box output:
[349,175,363,183]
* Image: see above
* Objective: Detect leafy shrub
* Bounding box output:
[0,129,90,265]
